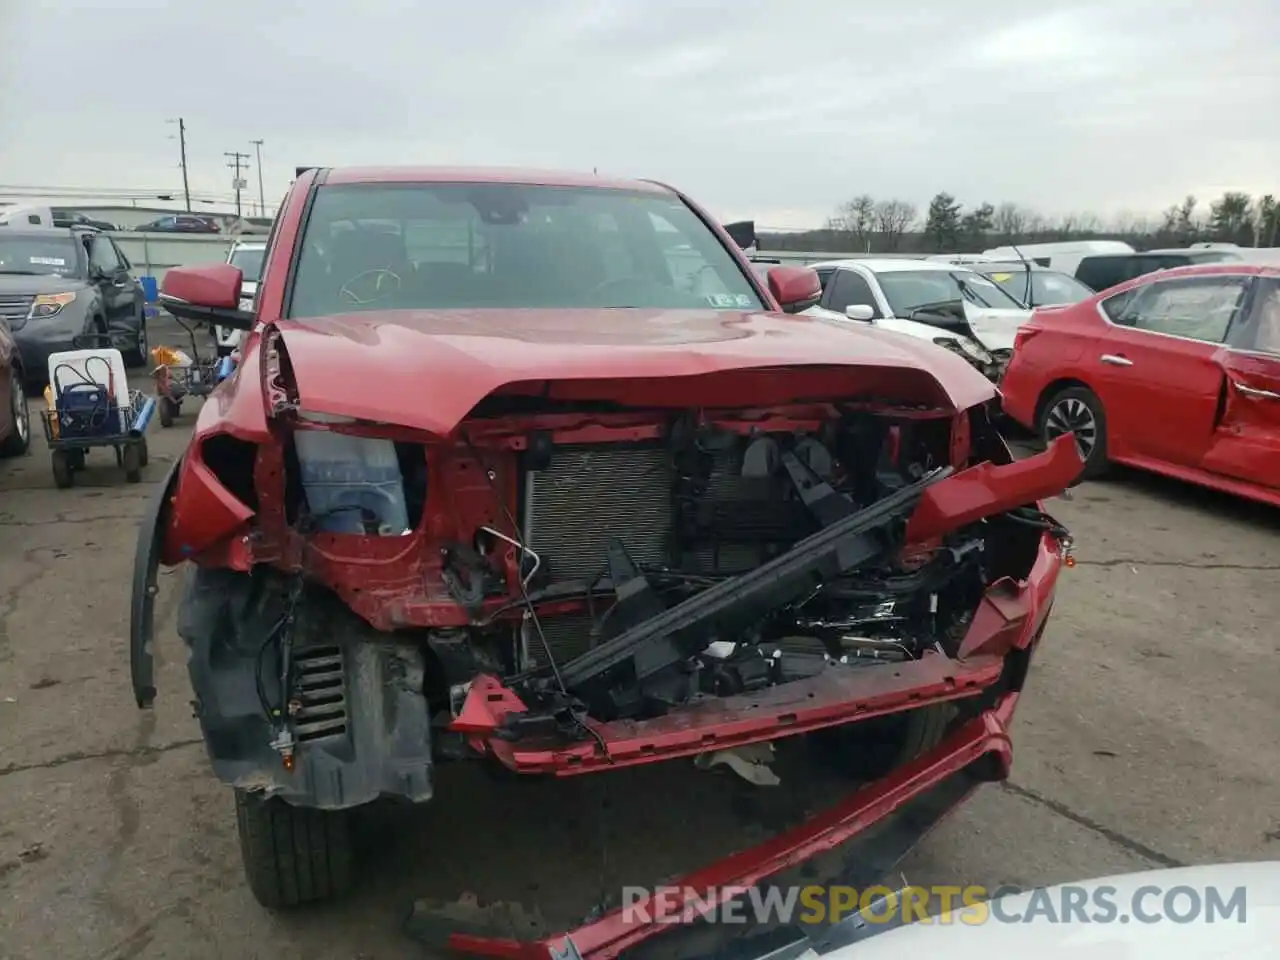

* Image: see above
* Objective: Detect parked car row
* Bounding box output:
[741,236,1280,508]
[133,214,222,233]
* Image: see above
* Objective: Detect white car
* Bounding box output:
[746,861,1280,959]
[216,240,266,356]
[801,259,1035,381]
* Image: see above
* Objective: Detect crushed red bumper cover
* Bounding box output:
[439,693,1024,960]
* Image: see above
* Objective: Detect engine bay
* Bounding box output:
[421,407,1055,743]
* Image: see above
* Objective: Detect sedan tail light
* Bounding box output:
[1013,326,1042,352]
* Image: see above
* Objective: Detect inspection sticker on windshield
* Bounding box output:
[991,273,1012,282]
[706,293,754,308]
[29,256,66,266]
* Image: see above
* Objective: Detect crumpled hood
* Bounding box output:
[964,304,1034,352]
[271,308,996,435]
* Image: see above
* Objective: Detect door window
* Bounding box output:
[1075,256,1132,291]
[1119,276,1248,344]
[824,269,880,317]
[110,239,131,271]
[89,236,123,274]
[1234,279,1280,356]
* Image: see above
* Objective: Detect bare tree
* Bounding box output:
[993,202,1028,241]
[1074,212,1103,235]
[837,195,877,251]
[873,199,917,251]
[1175,195,1199,241]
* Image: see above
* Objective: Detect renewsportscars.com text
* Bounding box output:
[620,883,1249,927]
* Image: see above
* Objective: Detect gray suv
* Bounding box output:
[0,226,147,384]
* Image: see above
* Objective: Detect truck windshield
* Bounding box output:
[286,183,764,318]
[0,235,80,277]
[229,246,266,282]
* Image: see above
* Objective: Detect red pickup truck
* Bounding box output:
[131,165,1078,959]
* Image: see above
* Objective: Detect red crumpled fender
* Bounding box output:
[905,433,1083,543]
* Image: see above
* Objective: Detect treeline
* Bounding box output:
[759,192,1280,254]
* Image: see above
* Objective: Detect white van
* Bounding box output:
[0,204,56,227]
[980,240,1135,277]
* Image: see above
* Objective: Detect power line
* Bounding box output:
[224,151,251,219]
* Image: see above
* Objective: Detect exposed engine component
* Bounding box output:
[486,416,997,730]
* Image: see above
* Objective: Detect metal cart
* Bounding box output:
[40,386,156,488]
[152,315,221,427]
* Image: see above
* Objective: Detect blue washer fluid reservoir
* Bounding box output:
[293,416,411,535]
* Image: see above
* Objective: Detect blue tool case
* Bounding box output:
[53,359,122,439]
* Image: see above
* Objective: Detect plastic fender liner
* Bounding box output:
[131,455,184,708]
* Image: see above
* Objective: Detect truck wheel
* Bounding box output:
[234,789,354,908]
[1037,385,1108,481]
[818,703,954,781]
[889,702,953,767]
[159,397,179,428]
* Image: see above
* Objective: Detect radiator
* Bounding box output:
[518,440,813,665]
[521,443,673,665]
[522,443,674,583]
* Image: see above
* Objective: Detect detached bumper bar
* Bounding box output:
[441,694,1020,960]
[481,652,1004,776]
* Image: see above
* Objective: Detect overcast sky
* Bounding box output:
[1,0,1276,228]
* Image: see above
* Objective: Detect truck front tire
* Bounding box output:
[234,788,355,908]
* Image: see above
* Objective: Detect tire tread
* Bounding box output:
[234,789,353,908]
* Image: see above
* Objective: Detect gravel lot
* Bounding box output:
[3,330,1278,959]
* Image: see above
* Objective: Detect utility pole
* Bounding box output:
[250,139,266,217]
[167,117,191,211]
[225,151,251,219]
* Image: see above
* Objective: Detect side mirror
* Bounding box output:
[160,263,256,331]
[767,266,822,314]
[844,304,875,322]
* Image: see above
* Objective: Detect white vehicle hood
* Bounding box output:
[964,305,1033,352]
[804,305,962,344]
[820,862,1280,960]
[804,304,1019,357]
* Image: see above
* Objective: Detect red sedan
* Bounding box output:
[1002,262,1280,506]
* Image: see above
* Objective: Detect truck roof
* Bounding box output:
[319,166,670,194]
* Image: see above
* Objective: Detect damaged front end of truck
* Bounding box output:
[131,308,1079,956]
